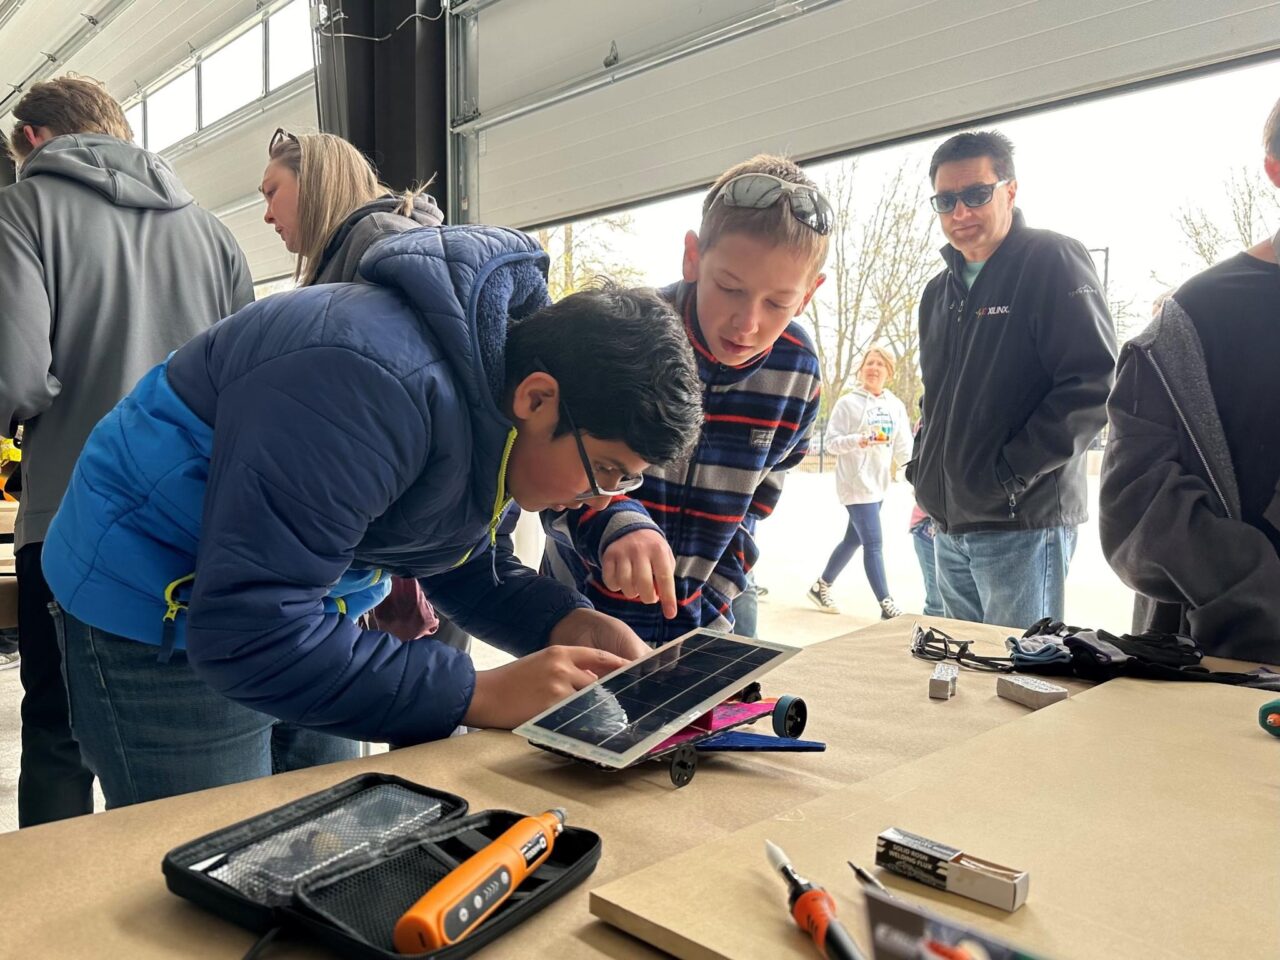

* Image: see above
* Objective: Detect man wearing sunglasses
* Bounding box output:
[544,155,828,644]
[908,131,1116,630]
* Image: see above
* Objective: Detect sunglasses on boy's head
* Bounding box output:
[269,127,298,152]
[559,402,645,501]
[928,179,1010,214]
[709,173,834,236]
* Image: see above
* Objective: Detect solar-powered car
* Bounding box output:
[514,631,818,787]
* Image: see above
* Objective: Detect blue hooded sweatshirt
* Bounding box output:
[42,225,589,744]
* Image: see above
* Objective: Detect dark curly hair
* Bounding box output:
[504,282,702,465]
[929,130,1016,183]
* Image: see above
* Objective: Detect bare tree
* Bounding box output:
[534,213,645,299]
[865,166,936,415]
[1106,291,1144,343]
[1173,166,1280,269]
[805,162,874,408]
[804,159,937,416]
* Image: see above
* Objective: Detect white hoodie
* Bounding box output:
[824,387,912,505]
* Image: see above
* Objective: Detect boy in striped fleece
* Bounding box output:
[543,155,830,644]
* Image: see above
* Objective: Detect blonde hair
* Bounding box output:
[268,132,432,286]
[858,346,897,384]
[7,76,132,163]
[699,153,829,276]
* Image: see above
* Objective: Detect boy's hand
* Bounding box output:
[601,529,678,618]
[548,607,649,660]
[462,645,627,729]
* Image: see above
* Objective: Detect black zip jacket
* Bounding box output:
[908,210,1117,534]
[1100,297,1280,662]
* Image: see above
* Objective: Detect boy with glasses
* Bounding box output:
[543,155,830,643]
[41,253,703,808]
[907,130,1116,629]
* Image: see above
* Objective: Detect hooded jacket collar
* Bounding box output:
[359,224,551,420]
[315,193,445,283]
[19,133,192,210]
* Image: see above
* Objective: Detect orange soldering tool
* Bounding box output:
[765,840,866,960]
[393,808,565,954]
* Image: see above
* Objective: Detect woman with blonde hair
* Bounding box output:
[260,129,452,648]
[808,346,913,619]
[260,128,442,286]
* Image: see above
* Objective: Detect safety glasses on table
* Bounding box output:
[910,623,1014,673]
[928,179,1010,214]
[709,173,834,236]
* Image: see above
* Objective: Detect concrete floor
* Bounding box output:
[0,471,1133,834]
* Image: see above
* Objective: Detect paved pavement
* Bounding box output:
[0,471,1134,834]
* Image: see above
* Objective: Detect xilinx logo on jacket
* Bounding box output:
[976,304,1011,318]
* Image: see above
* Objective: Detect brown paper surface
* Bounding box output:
[591,677,1280,960]
[3,617,1076,958]
[9,617,1266,958]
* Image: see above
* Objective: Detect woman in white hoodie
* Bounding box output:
[808,347,913,618]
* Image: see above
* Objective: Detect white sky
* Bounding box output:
[588,55,1280,327]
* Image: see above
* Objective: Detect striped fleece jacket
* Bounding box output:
[542,280,822,644]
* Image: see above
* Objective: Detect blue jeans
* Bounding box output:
[731,571,759,638]
[934,526,1078,629]
[52,607,359,808]
[911,521,944,617]
[820,502,889,601]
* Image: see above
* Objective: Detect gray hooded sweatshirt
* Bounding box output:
[0,134,252,549]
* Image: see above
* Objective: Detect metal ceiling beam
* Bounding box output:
[0,0,30,34]
[0,0,138,116]
[449,0,845,135]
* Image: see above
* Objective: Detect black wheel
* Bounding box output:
[669,744,698,787]
[772,696,807,738]
[737,681,763,704]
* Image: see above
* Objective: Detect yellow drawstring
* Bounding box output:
[162,573,196,622]
[452,427,518,569]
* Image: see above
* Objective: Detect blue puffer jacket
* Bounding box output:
[43,226,589,744]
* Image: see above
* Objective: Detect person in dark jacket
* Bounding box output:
[908,130,1116,629]
[260,128,464,652]
[0,77,252,827]
[1100,100,1280,663]
[41,224,704,809]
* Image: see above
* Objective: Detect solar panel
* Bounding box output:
[514,630,798,769]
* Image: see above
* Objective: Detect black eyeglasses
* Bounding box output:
[929,179,1010,214]
[709,173,834,236]
[910,623,1014,672]
[269,127,298,152]
[558,401,645,501]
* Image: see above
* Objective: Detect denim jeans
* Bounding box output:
[820,502,889,601]
[910,522,944,617]
[730,571,759,638]
[52,606,360,808]
[934,526,1078,630]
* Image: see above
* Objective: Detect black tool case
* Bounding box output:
[163,772,602,958]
